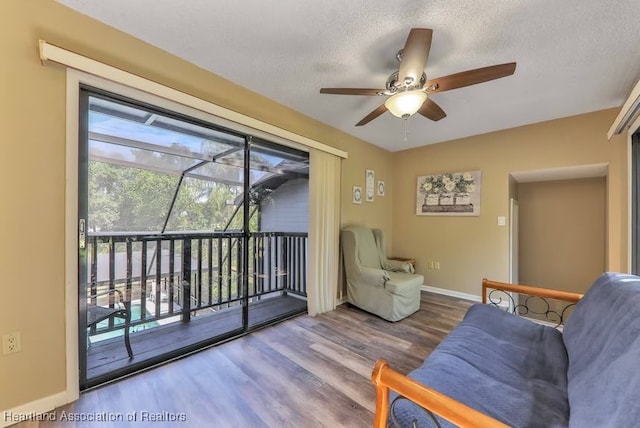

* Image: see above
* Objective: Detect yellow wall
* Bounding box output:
[340,143,394,236]
[392,109,628,296]
[0,0,394,411]
[518,178,606,294]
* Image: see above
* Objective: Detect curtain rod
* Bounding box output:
[38,40,348,159]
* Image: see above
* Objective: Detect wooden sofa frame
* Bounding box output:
[371,278,584,428]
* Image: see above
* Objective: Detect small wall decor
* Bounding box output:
[353,186,363,204]
[365,169,375,202]
[377,180,385,197]
[417,170,481,216]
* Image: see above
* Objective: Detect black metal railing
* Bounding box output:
[86,231,307,337]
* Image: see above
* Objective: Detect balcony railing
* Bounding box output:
[86,231,307,338]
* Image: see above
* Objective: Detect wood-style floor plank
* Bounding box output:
[12,292,474,428]
[87,295,307,381]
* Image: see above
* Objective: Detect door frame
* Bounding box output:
[629,115,640,273]
[509,197,519,285]
[63,62,330,399]
[76,88,90,388]
[69,70,313,391]
[508,197,519,312]
[63,69,82,404]
[64,71,249,397]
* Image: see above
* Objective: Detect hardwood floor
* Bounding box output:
[12,292,474,428]
[87,295,307,385]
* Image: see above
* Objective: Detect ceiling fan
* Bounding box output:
[320,28,516,126]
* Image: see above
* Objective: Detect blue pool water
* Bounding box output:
[90,302,159,343]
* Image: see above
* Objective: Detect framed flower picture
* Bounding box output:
[416,171,481,216]
[377,180,385,196]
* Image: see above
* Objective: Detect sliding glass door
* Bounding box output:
[78,87,308,388]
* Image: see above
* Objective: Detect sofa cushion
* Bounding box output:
[562,272,640,427]
[392,304,569,428]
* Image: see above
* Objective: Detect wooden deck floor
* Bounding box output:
[87,295,307,384]
[17,292,473,428]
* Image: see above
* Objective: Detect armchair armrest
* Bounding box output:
[371,360,508,428]
[359,266,390,287]
[383,259,414,274]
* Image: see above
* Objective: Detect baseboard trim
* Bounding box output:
[421,285,481,302]
[1,391,71,428]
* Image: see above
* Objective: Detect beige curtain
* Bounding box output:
[307,148,341,316]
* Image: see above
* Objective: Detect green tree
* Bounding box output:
[88,162,126,231]
[89,143,270,233]
[89,161,250,233]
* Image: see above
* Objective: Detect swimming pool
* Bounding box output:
[89,302,159,343]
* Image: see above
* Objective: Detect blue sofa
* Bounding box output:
[374,272,640,427]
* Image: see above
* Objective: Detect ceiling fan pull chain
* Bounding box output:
[404,118,409,141]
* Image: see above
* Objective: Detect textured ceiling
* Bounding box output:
[58,0,640,152]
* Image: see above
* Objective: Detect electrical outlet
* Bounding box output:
[2,332,22,355]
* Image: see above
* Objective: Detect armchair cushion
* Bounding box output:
[385,271,424,294]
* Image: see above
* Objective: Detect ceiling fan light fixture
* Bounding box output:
[384,91,427,118]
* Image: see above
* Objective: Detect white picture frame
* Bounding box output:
[352,186,363,204]
[365,169,375,202]
[377,180,385,196]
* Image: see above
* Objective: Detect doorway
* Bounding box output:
[78,87,309,388]
[516,177,606,294]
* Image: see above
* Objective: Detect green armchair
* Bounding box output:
[341,226,424,321]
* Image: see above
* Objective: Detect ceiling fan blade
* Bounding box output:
[356,104,388,126]
[320,88,385,96]
[425,62,516,93]
[418,98,447,121]
[398,28,433,85]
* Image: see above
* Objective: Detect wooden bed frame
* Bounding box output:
[371,278,583,428]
